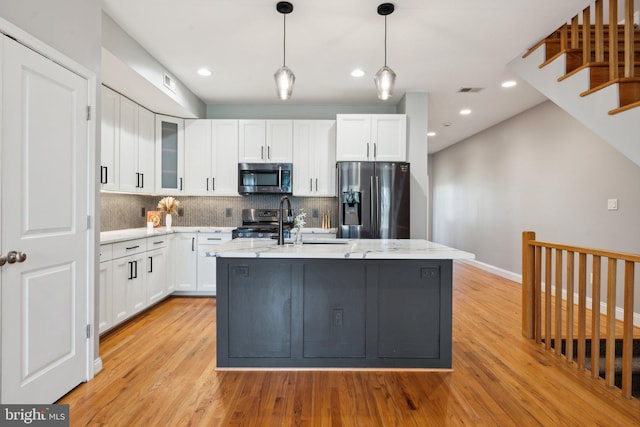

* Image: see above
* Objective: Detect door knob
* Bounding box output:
[6,251,27,264]
[0,254,6,267]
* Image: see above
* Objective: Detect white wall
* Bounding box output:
[431,100,640,314]
[398,92,429,239]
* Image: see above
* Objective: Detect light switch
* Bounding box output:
[607,199,618,211]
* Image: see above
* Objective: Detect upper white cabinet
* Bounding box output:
[100,86,120,191]
[156,114,185,194]
[293,120,336,197]
[336,114,406,162]
[184,119,239,195]
[238,119,293,163]
[119,97,155,193]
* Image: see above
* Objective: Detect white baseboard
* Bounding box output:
[461,259,640,328]
[94,357,103,374]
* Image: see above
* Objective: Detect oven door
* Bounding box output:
[238,163,292,194]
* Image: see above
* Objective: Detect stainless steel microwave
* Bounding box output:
[238,163,292,195]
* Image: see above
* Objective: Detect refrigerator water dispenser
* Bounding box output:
[342,190,361,225]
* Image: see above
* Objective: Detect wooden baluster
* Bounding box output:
[522,231,536,338]
[577,253,587,370]
[605,258,617,387]
[571,16,580,50]
[624,0,634,78]
[555,250,564,356]
[621,261,635,398]
[566,251,575,362]
[591,255,602,379]
[595,0,605,62]
[535,246,543,343]
[582,7,591,65]
[609,0,619,80]
[561,24,568,52]
[545,248,552,349]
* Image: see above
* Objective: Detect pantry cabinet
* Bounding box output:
[293,120,336,196]
[238,120,293,163]
[184,119,238,195]
[336,114,406,162]
[174,233,198,292]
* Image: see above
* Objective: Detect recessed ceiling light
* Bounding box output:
[351,69,365,78]
[459,109,472,115]
[197,68,212,77]
[427,131,436,137]
[501,80,517,88]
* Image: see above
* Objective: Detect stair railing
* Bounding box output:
[522,231,639,398]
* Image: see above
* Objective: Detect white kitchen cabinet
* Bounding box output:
[119,98,155,193]
[293,120,336,196]
[146,247,167,305]
[98,244,114,334]
[156,114,185,194]
[336,114,406,162]
[238,119,293,163]
[174,232,198,291]
[197,231,232,294]
[100,86,120,191]
[146,235,168,304]
[111,238,147,325]
[185,119,238,195]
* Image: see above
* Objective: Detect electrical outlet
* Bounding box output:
[332,308,344,327]
[312,208,319,218]
[177,207,184,217]
[225,208,233,217]
[607,199,618,211]
[141,207,146,217]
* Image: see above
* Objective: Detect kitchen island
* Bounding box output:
[212,238,474,369]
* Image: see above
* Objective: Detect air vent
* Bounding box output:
[458,87,483,93]
[163,72,176,93]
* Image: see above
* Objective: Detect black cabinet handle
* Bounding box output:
[125,245,140,250]
[100,166,107,184]
[134,260,138,279]
[180,177,183,191]
[148,256,153,273]
[206,177,209,191]
[128,261,133,280]
[212,177,215,191]
[192,237,195,252]
[141,173,144,189]
[135,173,140,188]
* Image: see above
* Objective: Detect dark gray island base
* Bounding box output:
[216,257,453,369]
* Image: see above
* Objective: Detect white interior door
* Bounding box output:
[1,35,89,403]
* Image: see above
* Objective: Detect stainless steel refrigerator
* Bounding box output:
[337,162,410,239]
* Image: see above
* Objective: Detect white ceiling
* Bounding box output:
[102,0,592,153]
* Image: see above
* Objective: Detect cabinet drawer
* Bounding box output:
[198,232,232,245]
[147,235,168,250]
[99,244,113,263]
[112,238,147,259]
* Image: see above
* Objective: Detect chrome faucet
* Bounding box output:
[278,196,291,245]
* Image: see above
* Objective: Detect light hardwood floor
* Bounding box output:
[59,261,640,426]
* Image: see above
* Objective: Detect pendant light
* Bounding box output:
[374,3,396,101]
[274,1,295,100]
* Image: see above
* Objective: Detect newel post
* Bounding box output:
[522,231,536,338]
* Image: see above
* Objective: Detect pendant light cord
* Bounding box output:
[384,15,387,67]
[283,14,287,67]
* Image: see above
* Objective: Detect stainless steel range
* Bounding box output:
[232,208,293,239]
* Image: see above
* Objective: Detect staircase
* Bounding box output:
[545,338,640,398]
[508,0,640,168]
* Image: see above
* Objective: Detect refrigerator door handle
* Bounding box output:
[375,175,380,236]
[370,176,375,234]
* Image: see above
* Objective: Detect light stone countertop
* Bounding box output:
[208,238,475,260]
[100,227,337,244]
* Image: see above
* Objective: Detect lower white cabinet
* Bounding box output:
[99,235,170,335]
[197,232,232,294]
[174,233,198,291]
[99,247,113,334]
[174,231,232,295]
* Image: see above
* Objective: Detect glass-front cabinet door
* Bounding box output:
[155,114,184,194]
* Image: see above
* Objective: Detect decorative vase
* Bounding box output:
[294,226,303,245]
[165,213,172,231]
